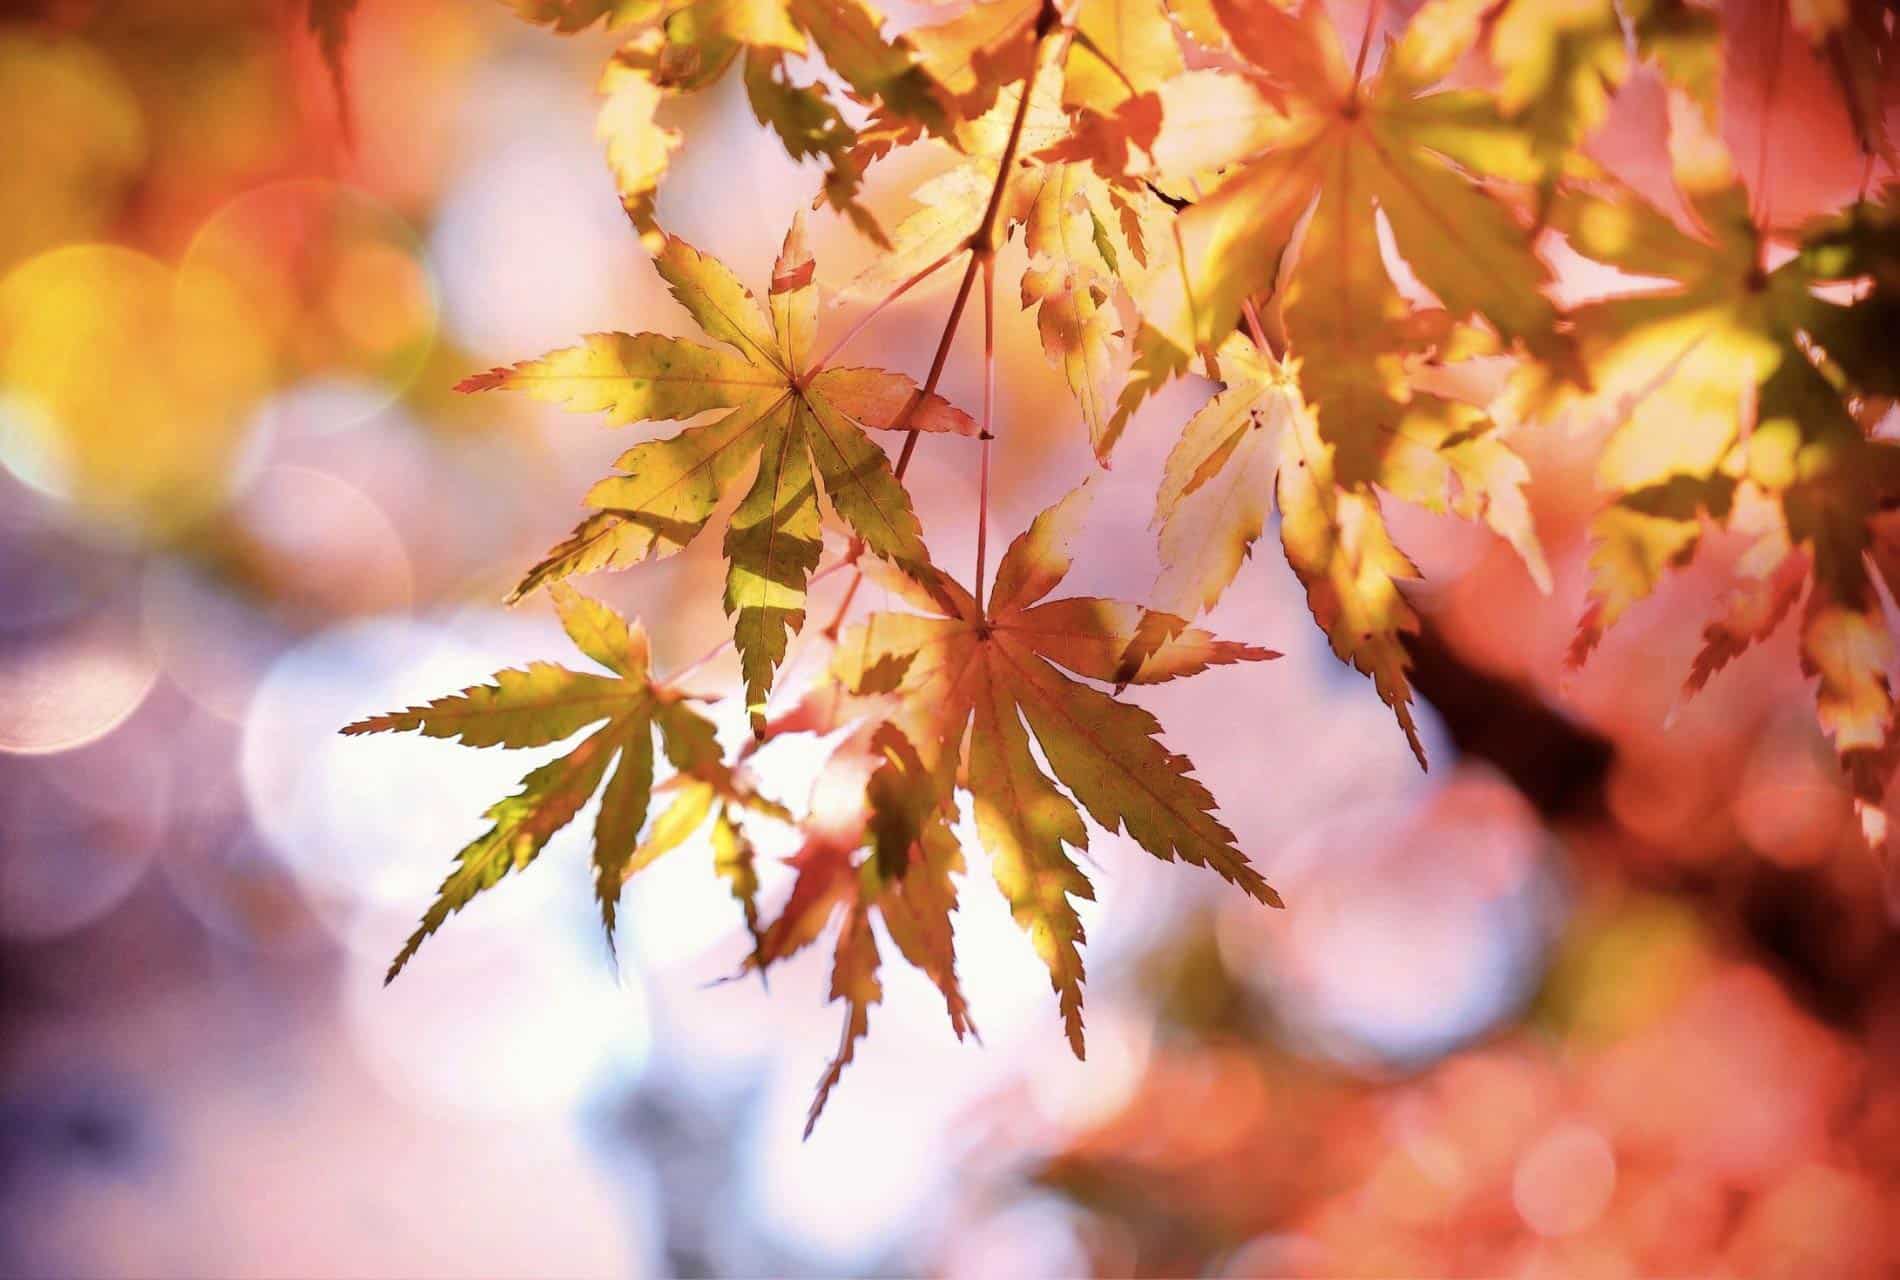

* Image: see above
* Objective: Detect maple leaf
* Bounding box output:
[621,675,795,959]
[1551,107,1900,812]
[1127,0,1578,462]
[830,482,1280,1055]
[1784,0,1898,167]
[1062,0,1181,123]
[903,0,1058,121]
[1145,338,1297,626]
[1138,331,1537,766]
[900,0,1176,152]
[461,221,979,730]
[1486,0,1719,197]
[1105,0,1561,759]
[734,718,974,1133]
[340,586,778,978]
[513,0,951,245]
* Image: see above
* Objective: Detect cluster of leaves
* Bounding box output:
[344,0,1900,1127]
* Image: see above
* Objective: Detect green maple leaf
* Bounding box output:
[341,586,775,978]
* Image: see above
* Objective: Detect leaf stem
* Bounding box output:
[820,565,866,642]
[1069,25,1140,98]
[811,246,960,375]
[975,254,997,611]
[665,552,860,690]
[1751,0,1787,242]
[1349,0,1383,97]
[1241,296,1272,355]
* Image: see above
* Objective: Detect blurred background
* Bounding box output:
[1,1,1897,1276]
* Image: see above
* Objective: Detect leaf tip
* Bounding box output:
[455,367,511,394]
[339,713,394,737]
[1566,611,1604,670]
[772,212,816,294]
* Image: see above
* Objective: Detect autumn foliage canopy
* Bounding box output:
[337,0,1900,1131]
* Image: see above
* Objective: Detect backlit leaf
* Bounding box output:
[464,222,978,726]
[831,483,1280,1058]
[341,589,764,975]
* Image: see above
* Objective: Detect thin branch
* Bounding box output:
[895,255,982,479]
[975,254,997,612]
[820,565,866,642]
[891,1,1062,480]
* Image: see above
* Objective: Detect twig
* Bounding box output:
[975,254,997,610]
[895,258,981,479]
[820,564,866,641]
[810,246,960,375]
[891,0,1063,482]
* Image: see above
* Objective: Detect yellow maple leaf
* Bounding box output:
[462,221,979,729]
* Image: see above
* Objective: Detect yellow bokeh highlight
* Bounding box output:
[0,243,271,536]
[183,180,438,408]
[0,35,147,272]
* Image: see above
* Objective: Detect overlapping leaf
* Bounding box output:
[1552,106,1900,820]
[736,719,972,1132]
[1782,0,1897,167]
[831,482,1280,1055]
[847,65,1173,457]
[512,0,951,244]
[1485,0,1718,205]
[900,0,1175,160]
[341,586,779,977]
[462,222,978,729]
[1110,0,1562,760]
[1130,0,1577,443]
[1138,333,1512,767]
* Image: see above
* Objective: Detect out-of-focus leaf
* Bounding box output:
[1552,121,1900,816]
[521,0,950,244]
